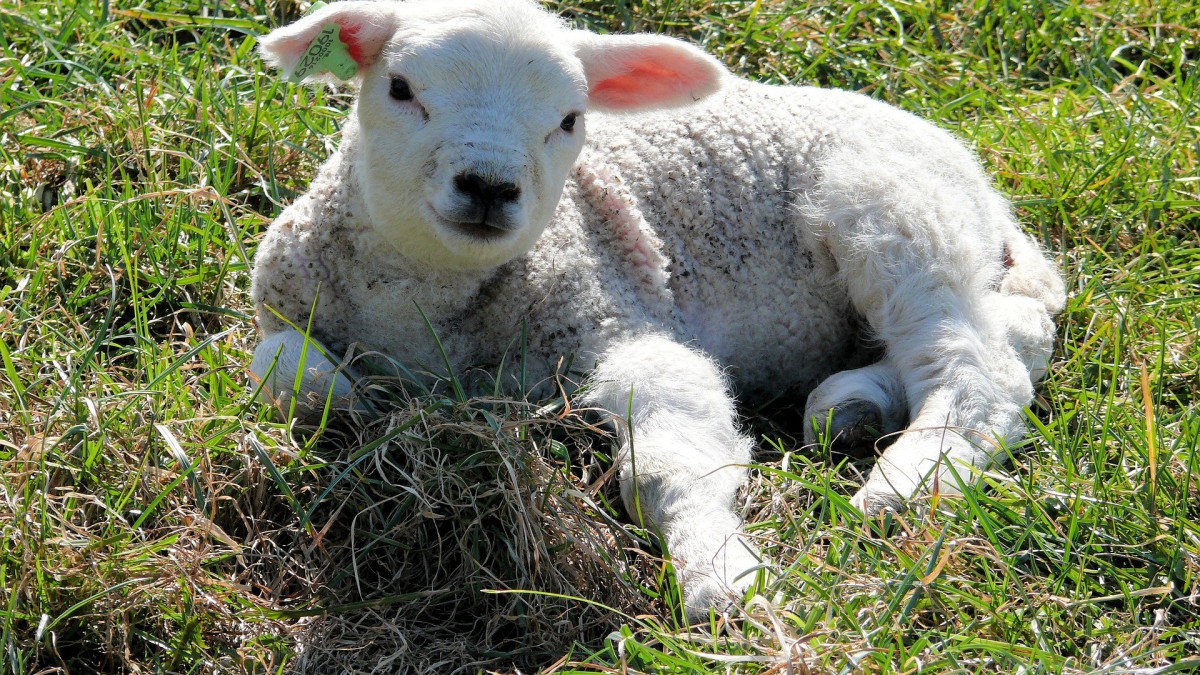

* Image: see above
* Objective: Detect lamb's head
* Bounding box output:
[260,0,727,270]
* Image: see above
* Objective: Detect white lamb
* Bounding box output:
[251,0,1065,618]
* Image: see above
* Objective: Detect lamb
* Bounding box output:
[250,0,1066,618]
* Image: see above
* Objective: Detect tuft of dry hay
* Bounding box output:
[268,391,659,674]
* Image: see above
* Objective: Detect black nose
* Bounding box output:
[454,173,520,207]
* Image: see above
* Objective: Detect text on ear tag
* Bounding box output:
[291,22,358,82]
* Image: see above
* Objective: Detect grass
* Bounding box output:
[1,0,1198,672]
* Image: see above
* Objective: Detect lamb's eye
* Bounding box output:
[389,77,413,102]
[560,113,578,132]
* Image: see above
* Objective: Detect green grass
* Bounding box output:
[1,0,1198,672]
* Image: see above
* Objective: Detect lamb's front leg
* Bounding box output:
[583,335,763,619]
[250,328,360,417]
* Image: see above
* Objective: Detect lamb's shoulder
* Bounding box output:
[571,82,865,392]
[580,81,839,279]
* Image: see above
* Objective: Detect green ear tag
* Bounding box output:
[291,22,358,82]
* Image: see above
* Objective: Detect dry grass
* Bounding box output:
[271,398,654,672]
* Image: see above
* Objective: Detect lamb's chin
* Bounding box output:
[433,210,523,244]
[409,226,532,272]
[363,210,508,271]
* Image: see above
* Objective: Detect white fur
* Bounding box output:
[251,0,1065,618]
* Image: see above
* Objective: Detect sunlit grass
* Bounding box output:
[1,0,1197,672]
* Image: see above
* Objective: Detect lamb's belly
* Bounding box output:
[677,265,857,397]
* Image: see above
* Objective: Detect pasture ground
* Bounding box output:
[1,0,1198,672]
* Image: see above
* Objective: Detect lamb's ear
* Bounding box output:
[574,32,727,112]
[259,2,395,83]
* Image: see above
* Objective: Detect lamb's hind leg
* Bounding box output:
[852,285,1058,513]
[814,154,1060,514]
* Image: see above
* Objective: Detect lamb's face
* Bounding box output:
[354,20,588,270]
[260,0,728,271]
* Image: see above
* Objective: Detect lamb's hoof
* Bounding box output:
[808,398,884,455]
[850,484,906,517]
[683,574,742,620]
[679,542,766,621]
[251,330,362,420]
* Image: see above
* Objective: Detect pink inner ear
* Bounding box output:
[334,19,371,67]
[590,49,711,109]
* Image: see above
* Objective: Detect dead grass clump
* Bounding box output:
[277,395,653,674]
